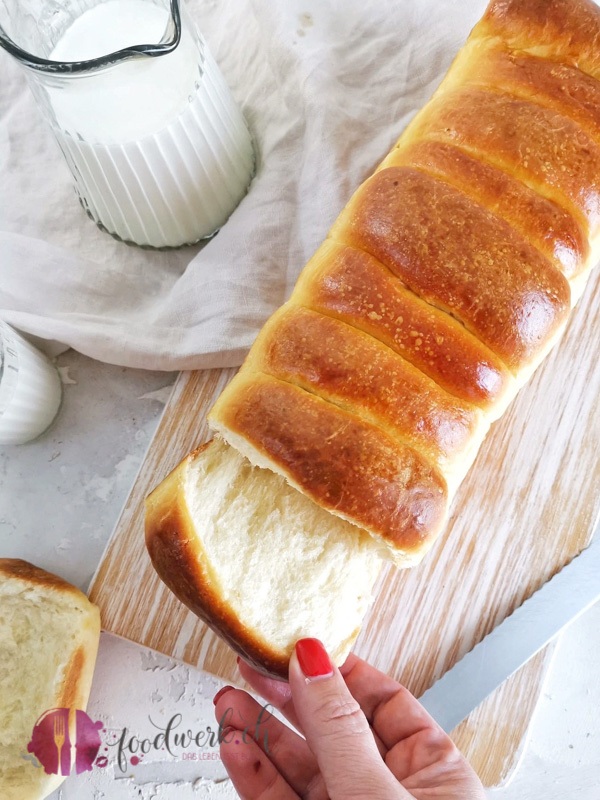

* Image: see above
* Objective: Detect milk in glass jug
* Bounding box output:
[0,0,255,247]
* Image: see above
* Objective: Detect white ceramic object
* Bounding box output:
[0,322,63,445]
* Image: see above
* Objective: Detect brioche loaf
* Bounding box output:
[0,559,101,800]
[146,0,600,676]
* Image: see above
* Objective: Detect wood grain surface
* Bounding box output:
[90,269,600,788]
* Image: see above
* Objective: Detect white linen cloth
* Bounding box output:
[0,0,485,371]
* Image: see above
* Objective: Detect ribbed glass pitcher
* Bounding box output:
[0,0,255,248]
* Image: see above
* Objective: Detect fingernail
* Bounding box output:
[296,638,334,680]
[213,685,235,705]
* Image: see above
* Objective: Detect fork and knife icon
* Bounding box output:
[28,706,104,776]
[53,713,67,776]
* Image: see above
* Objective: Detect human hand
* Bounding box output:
[213,638,486,799]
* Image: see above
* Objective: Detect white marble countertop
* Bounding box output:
[1,349,598,799]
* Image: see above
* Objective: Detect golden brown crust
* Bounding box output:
[209,373,448,557]
[250,305,481,469]
[296,241,512,408]
[56,609,100,718]
[478,0,600,79]
[58,647,85,711]
[332,166,571,369]
[0,559,90,601]
[413,87,600,233]
[388,139,588,278]
[145,443,290,679]
[464,47,600,148]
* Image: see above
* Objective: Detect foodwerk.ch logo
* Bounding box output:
[25,703,273,775]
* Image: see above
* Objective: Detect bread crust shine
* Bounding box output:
[296,240,513,408]
[333,165,572,369]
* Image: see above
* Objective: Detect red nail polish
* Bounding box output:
[296,638,334,679]
[213,685,235,705]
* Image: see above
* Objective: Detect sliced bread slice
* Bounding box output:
[145,437,383,678]
[0,559,101,800]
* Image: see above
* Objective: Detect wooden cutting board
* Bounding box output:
[90,269,600,788]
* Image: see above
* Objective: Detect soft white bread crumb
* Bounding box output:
[187,438,383,657]
[0,560,101,800]
[146,438,383,675]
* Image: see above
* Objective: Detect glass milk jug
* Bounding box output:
[0,0,255,248]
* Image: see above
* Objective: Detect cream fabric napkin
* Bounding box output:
[0,0,484,370]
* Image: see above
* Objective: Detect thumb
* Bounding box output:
[289,639,409,800]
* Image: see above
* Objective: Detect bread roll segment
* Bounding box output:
[478,0,600,76]
[146,439,382,678]
[392,139,588,278]
[249,305,482,471]
[147,0,600,675]
[293,240,514,408]
[210,372,447,561]
[330,165,571,369]
[397,87,600,231]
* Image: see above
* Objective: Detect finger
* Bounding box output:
[385,725,457,783]
[338,654,406,723]
[289,638,411,800]
[386,729,485,797]
[371,684,484,794]
[220,725,300,800]
[238,653,396,732]
[337,654,406,757]
[214,686,320,795]
[237,657,299,729]
[372,683,444,750]
[239,653,391,768]
[238,653,390,760]
[339,656,481,792]
[339,655,450,752]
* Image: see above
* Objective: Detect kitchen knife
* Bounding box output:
[418,530,600,732]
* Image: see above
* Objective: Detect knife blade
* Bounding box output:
[418,531,600,733]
